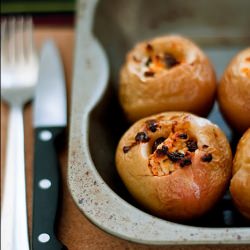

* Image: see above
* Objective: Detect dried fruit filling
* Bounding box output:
[148,131,197,176]
[143,47,180,77]
[132,43,181,78]
[122,118,213,176]
[144,53,179,76]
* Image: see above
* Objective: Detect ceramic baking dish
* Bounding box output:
[68,0,250,245]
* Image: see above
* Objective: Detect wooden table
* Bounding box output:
[1,26,249,250]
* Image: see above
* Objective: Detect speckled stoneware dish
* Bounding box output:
[68,0,250,245]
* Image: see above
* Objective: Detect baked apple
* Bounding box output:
[218,48,250,133]
[230,128,250,220]
[116,112,232,221]
[119,35,216,122]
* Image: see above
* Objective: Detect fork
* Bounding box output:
[1,17,38,250]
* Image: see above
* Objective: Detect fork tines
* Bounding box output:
[1,17,35,64]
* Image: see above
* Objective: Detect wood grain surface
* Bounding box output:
[1,27,249,250]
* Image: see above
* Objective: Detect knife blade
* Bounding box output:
[32,40,67,250]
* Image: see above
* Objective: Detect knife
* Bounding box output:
[32,40,67,250]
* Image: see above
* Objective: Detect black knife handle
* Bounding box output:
[32,127,66,250]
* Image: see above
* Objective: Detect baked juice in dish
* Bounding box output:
[119,35,216,122]
[116,112,232,221]
[230,128,250,220]
[218,48,250,134]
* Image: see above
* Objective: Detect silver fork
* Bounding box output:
[1,17,38,250]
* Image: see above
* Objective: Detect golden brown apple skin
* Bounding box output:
[218,48,250,134]
[116,112,232,221]
[230,128,250,220]
[119,35,216,122]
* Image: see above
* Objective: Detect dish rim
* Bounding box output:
[68,0,250,245]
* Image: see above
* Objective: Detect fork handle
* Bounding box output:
[1,105,30,250]
[32,127,66,250]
